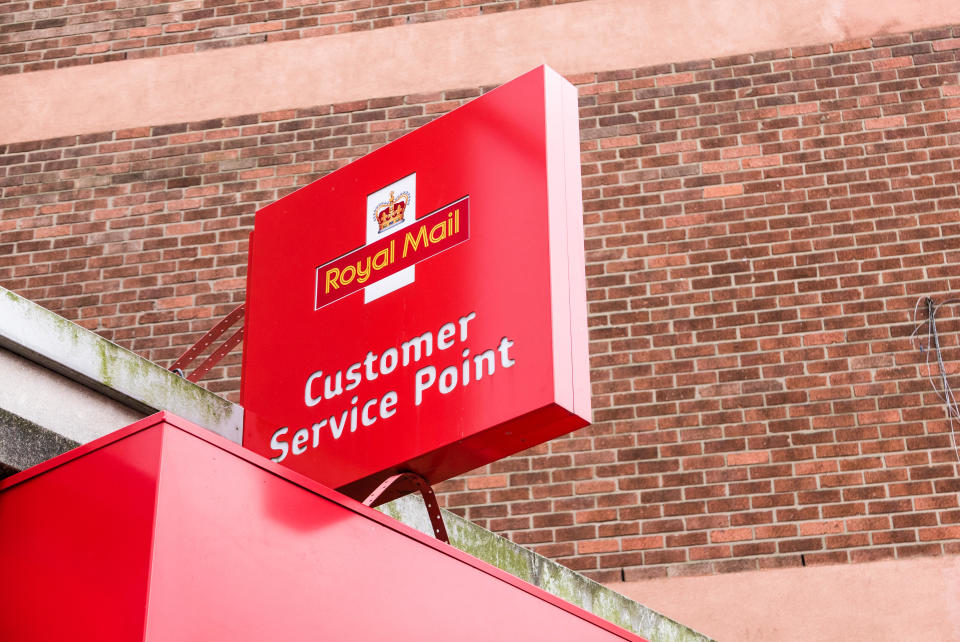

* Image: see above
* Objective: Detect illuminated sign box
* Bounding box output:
[242,66,590,499]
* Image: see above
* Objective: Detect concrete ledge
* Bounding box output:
[0,286,242,447]
[0,407,78,475]
[380,494,713,642]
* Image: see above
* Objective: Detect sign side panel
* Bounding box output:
[560,69,592,420]
[0,427,163,641]
[545,66,591,422]
[545,66,575,414]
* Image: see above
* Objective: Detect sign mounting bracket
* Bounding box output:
[362,472,449,543]
[170,304,245,382]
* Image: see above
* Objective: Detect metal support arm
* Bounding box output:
[362,472,449,544]
[170,304,245,382]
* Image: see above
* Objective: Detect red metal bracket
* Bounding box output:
[170,304,245,383]
[362,472,449,544]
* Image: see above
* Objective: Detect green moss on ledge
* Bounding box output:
[379,494,713,642]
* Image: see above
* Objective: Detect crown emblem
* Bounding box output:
[374,190,410,233]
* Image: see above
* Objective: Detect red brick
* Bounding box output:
[932,38,960,51]
[710,528,752,543]
[703,184,744,198]
[727,451,769,466]
[576,539,619,554]
[864,116,906,130]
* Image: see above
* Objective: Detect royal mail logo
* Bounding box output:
[365,174,417,302]
[374,191,410,233]
[315,194,469,310]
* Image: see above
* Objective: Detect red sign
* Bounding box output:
[241,66,590,499]
[0,412,644,641]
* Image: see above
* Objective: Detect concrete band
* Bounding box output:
[0,287,244,445]
[3,0,960,145]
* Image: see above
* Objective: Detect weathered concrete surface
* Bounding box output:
[380,494,713,642]
[0,347,143,444]
[0,286,242,451]
[0,407,78,475]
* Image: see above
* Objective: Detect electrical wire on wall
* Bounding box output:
[911,296,960,464]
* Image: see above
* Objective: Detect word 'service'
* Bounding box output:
[269,311,516,462]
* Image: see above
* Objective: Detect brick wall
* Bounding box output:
[0,0,583,75]
[3,24,960,581]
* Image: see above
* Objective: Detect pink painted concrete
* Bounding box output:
[613,555,960,641]
[3,0,960,143]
